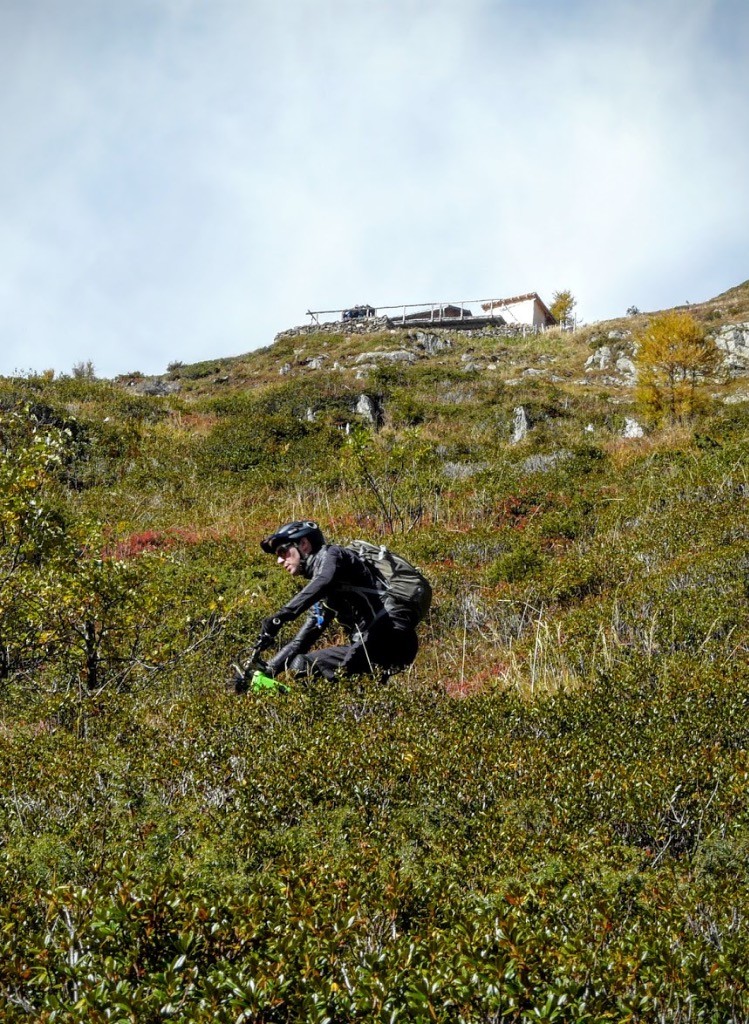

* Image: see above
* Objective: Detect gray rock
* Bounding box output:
[714,322,749,371]
[307,355,327,370]
[615,355,637,378]
[353,350,416,365]
[460,352,484,371]
[622,417,645,438]
[585,346,612,371]
[415,332,452,354]
[278,363,292,375]
[520,451,571,474]
[354,393,382,425]
[511,406,530,444]
[442,461,488,480]
[440,387,475,404]
[126,377,181,396]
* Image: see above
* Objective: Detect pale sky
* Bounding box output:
[1,0,747,378]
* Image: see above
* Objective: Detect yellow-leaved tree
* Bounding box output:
[549,290,577,328]
[634,311,722,425]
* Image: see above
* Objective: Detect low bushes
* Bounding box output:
[1,355,748,1018]
[1,661,748,1020]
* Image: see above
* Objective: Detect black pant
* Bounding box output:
[294,620,418,681]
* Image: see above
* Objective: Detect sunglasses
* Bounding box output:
[275,543,294,557]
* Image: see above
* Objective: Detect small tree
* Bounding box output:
[72,359,96,379]
[634,311,722,425]
[0,408,192,690]
[550,290,577,328]
[343,427,438,535]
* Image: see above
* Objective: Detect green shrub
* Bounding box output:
[486,538,544,584]
[199,414,344,476]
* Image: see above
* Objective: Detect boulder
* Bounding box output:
[520,451,571,474]
[585,346,612,371]
[354,393,382,426]
[615,355,637,378]
[622,418,645,438]
[714,322,749,371]
[511,406,531,444]
[125,377,181,396]
[353,350,416,365]
[414,332,452,354]
[442,461,488,480]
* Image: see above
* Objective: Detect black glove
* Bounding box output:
[256,615,284,651]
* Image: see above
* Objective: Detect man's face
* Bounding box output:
[277,543,303,575]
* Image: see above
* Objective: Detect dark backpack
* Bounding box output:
[346,540,432,628]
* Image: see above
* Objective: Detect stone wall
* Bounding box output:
[275,317,547,342]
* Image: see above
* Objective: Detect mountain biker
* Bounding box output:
[236,520,419,685]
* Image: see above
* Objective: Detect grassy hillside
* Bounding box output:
[1,288,748,1020]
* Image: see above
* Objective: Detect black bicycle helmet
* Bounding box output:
[261,520,325,555]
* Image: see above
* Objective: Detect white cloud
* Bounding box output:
[0,0,747,376]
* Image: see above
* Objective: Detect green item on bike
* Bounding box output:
[251,670,289,694]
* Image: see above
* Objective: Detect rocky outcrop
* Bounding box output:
[585,341,636,383]
[520,451,571,474]
[461,353,484,372]
[354,393,383,426]
[511,406,531,444]
[585,346,613,372]
[583,322,749,383]
[615,355,636,377]
[622,418,645,438]
[442,461,488,480]
[714,322,749,372]
[122,376,181,396]
[412,332,452,355]
[353,350,416,366]
[272,318,749,390]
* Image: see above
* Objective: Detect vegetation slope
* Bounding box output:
[1,285,748,1021]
